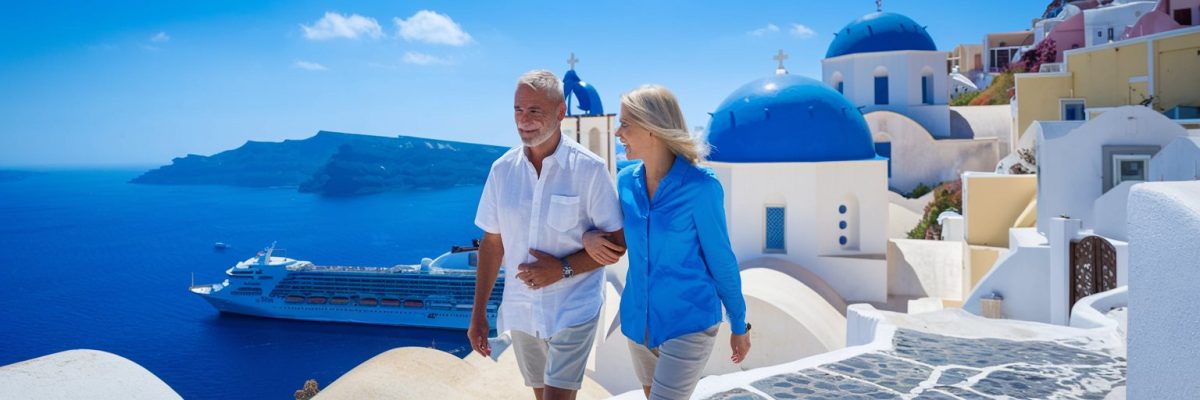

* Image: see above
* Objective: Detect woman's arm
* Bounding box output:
[693,177,748,335]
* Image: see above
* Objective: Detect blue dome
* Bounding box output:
[706,74,876,163]
[826,12,936,58]
[563,69,604,116]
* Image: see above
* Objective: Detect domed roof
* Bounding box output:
[563,69,604,116]
[826,12,937,58]
[705,74,877,163]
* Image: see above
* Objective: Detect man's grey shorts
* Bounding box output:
[628,324,719,399]
[511,316,599,390]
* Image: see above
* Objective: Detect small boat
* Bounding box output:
[357,298,378,306]
[330,297,350,305]
[380,298,401,307]
[285,295,304,303]
[214,242,231,250]
[307,296,328,304]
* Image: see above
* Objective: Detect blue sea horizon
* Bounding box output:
[0,170,481,399]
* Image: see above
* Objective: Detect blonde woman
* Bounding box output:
[583,85,750,399]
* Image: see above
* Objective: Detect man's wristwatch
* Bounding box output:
[561,257,574,279]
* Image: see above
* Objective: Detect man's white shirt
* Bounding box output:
[475,135,623,338]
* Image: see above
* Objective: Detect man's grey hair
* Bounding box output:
[517,70,565,105]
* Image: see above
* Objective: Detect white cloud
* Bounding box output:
[301,12,384,40]
[402,51,449,65]
[790,24,816,39]
[394,10,472,46]
[294,60,328,71]
[749,23,780,36]
[150,32,170,43]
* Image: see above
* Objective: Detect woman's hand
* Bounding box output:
[583,230,625,264]
[730,333,751,364]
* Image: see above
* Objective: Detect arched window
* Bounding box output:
[831,71,845,95]
[874,66,889,105]
[587,127,601,155]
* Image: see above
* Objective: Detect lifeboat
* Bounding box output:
[381,298,401,307]
[403,299,425,308]
[330,297,350,305]
[357,298,378,306]
[285,295,304,303]
[307,296,328,304]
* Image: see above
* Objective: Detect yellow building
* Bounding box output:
[1013,26,1200,144]
[948,43,983,74]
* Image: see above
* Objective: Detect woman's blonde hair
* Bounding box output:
[620,85,710,164]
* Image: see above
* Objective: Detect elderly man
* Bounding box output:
[468,70,626,400]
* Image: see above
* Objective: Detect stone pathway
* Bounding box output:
[703,329,1125,400]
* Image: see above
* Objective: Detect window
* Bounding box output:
[1112,154,1150,188]
[1061,99,1086,121]
[874,76,889,105]
[1174,8,1193,26]
[921,75,934,104]
[836,81,844,94]
[764,206,786,253]
[1102,145,1160,192]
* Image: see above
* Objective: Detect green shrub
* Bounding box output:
[906,180,962,240]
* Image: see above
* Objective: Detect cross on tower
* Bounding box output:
[567,52,579,70]
[876,0,883,12]
[773,49,788,75]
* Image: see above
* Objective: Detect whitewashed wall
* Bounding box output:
[707,160,889,303]
[1128,181,1200,399]
[1036,106,1190,234]
[866,110,999,192]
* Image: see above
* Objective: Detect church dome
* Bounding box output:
[825,12,937,58]
[705,74,876,163]
[563,69,604,115]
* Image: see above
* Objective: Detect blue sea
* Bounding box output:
[0,170,483,399]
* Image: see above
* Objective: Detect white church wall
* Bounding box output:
[561,114,616,173]
[866,111,999,192]
[1036,106,1190,234]
[707,161,889,303]
[823,51,952,138]
[1128,181,1200,400]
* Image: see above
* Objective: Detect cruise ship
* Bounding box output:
[189,242,502,330]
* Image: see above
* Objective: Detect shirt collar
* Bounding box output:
[520,133,569,167]
[659,154,690,188]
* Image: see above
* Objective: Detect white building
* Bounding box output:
[704,73,890,304]
[821,11,1003,193]
[964,106,1197,325]
[558,58,618,173]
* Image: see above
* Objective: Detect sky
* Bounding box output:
[0,0,1049,167]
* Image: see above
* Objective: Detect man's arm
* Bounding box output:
[468,232,503,356]
[517,229,625,289]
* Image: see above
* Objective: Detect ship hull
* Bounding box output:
[199,295,494,330]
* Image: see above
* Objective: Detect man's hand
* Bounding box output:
[467,313,491,357]
[516,249,563,290]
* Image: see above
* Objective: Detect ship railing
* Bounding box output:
[285,264,422,273]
